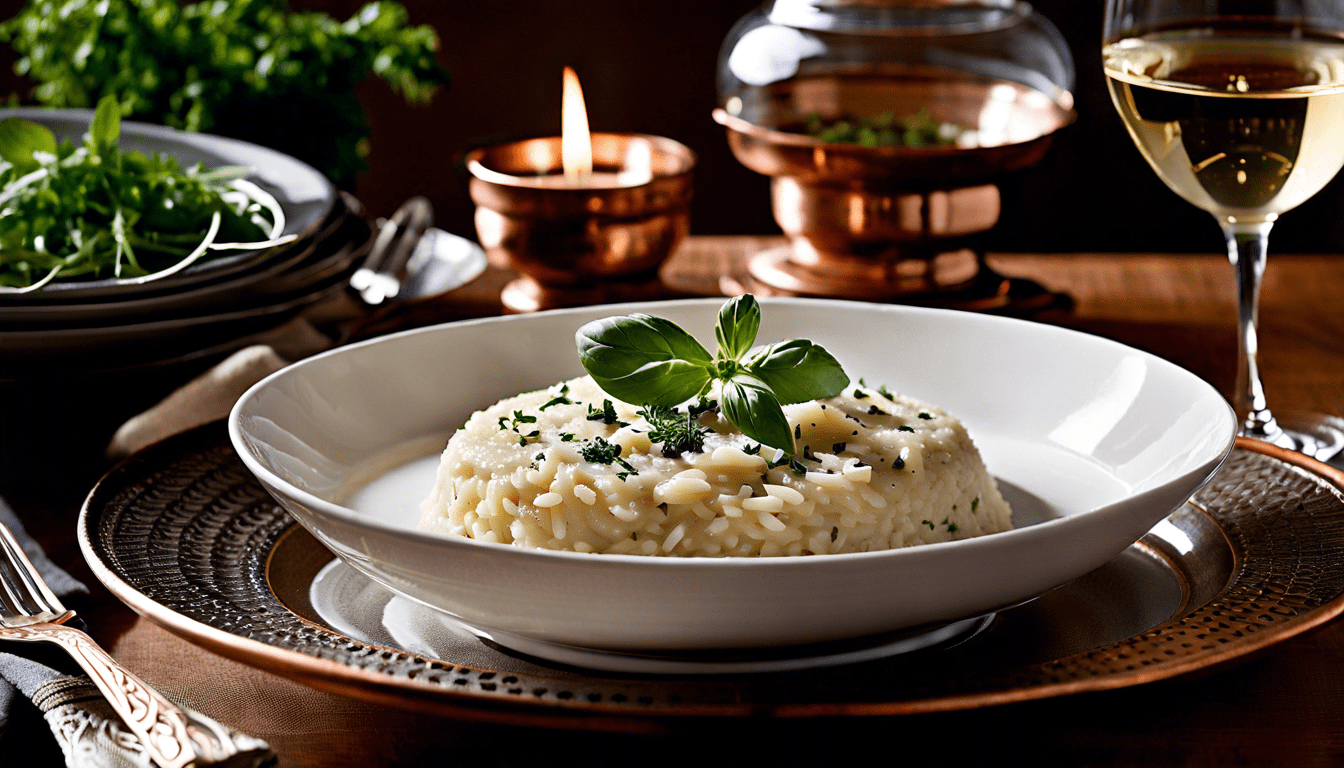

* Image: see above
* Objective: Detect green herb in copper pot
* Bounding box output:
[0,0,450,187]
[804,108,965,149]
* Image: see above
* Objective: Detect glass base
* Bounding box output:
[1250,411,1344,465]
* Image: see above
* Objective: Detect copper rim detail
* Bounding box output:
[79,425,1344,728]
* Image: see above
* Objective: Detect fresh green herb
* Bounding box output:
[687,396,719,419]
[0,98,286,289]
[898,425,915,433]
[854,389,870,400]
[0,0,450,186]
[868,406,887,416]
[586,399,623,426]
[575,295,849,453]
[743,443,762,456]
[971,497,979,512]
[803,108,963,149]
[878,385,894,400]
[638,405,711,458]
[922,519,935,531]
[559,432,576,442]
[948,522,959,534]
[918,412,933,420]
[539,384,572,411]
[579,437,635,476]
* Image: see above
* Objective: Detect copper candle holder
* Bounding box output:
[466,133,695,313]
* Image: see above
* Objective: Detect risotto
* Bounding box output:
[418,376,1012,557]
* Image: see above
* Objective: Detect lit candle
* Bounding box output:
[510,67,652,188]
[561,66,593,182]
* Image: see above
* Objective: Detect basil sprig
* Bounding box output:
[575,295,849,453]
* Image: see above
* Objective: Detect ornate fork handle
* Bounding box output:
[3,616,242,768]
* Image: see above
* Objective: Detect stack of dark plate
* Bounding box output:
[0,110,371,380]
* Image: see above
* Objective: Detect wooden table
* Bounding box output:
[8,238,1344,766]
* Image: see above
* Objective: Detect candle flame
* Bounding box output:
[561,66,593,180]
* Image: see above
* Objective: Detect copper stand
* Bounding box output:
[713,73,1074,314]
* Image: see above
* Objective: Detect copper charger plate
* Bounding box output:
[79,423,1344,730]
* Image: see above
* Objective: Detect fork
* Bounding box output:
[0,520,243,768]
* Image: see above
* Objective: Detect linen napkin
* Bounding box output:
[0,499,276,768]
[107,318,333,459]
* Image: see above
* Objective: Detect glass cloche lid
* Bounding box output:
[717,0,1076,149]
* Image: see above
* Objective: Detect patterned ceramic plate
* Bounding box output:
[79,424,1344,728]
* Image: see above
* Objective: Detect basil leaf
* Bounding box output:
[715,293,760,361]
[0,118,57,168]
[721,375,794,453]
[90,95,121,147]
[576,314,714,407]
[744,339,850,405]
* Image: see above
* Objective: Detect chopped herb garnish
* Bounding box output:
[878,385,894,400]
[743,443,762,455]
[867,405,887,416]
[789,458,807,476]
[854,390,870,400]
[948,522,959,533]
[639,404,711,457]
[539,384,572,411]
[580,437,637,475]
[918,412,933,420]
[586,399,622,426]
[581,436,621,464]
[922,519,935,530]
[559,432,576,442]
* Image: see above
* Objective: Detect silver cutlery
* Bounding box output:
[0,519,244,768]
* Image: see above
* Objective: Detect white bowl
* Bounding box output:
[230,298,1236,656]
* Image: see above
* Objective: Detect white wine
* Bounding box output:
[1104,31,1344,223]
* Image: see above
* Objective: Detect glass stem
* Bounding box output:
[1221,221,1283,444]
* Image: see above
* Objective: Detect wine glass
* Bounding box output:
[1103,0,1344,461]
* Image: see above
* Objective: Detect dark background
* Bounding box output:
[3,0,1344,255]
